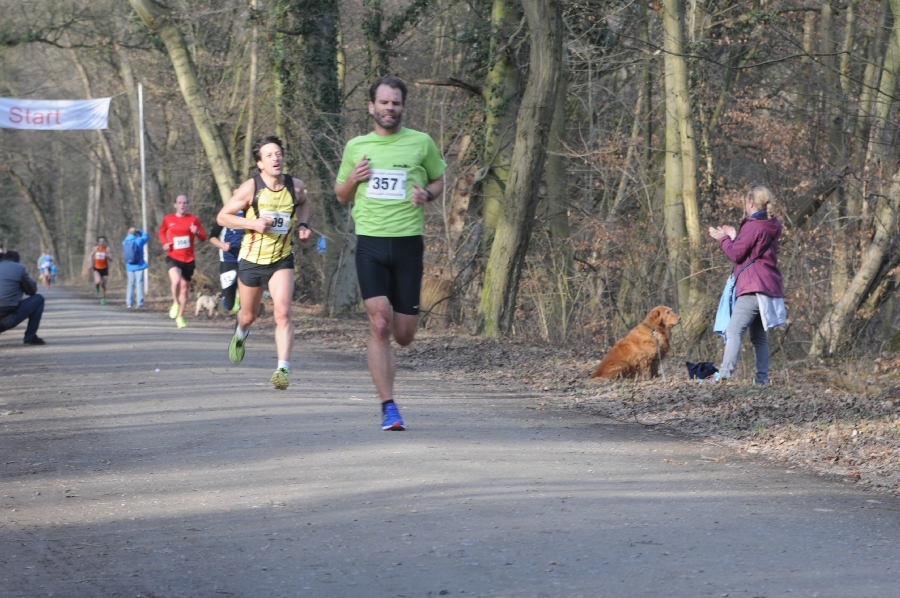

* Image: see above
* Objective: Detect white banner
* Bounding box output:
[0,98,112,130]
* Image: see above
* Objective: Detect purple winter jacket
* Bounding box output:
[718,215,784,298]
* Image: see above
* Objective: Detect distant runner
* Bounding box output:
[208,200,245,313]
[158,195,207,329]
[38,251,53,289]
[217,135,311,390]
[89,237,112,305]
[334,76,447,430]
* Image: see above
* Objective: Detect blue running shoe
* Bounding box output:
[381,402,405,431]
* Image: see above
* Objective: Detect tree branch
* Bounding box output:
[415,77,483,97]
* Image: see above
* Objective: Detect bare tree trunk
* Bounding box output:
[82,160,102,277]
[446,133,477,249]
[810,0,900,357]
[116,41,165,226]
[51,140,74,280]
[610,89,644,216]
[7,169,58,262]
[128,0,236,204]
[241,0,259,179]
[294,0,359,315]
[640,8,653,168]
[849,0,890,222]
[821,0,851,303]
[795,12,816,128]
[475,0,562,337]
[481,0,522,232]
[69,49,137,225]
[661,0,705,342]
[662,24,687,310]
[810,173,900,356]
[543,45,573,343]
[840,0,859,96]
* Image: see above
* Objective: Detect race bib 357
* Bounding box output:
[366,169,407,200]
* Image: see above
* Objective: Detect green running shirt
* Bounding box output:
[336,127,447,237]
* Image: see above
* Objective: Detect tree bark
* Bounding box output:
[849,0,890,221]
[662,18,687,310]
[661,0,703,333]
[82,159,102,277]
[475,0,562,337]
[295,0,359,314]
[795,12,816,128]
[7,168,58,262]
[242,0,259,179]
[128,0,236,204]
[820,0,850,303]
[481,0,523,232]
[543,45,573,343]
[839,0,858,96]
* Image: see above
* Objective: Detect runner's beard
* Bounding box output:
[374,111,402,131]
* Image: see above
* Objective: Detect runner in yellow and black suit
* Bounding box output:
[216,135,311,390]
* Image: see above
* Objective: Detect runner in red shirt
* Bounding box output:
[158,195,207,328]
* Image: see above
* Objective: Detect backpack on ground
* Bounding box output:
[123,237,142,265]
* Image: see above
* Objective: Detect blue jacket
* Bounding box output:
[713,275,736,343]
[122,230,149,272]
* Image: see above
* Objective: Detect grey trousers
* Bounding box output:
[719,293,769,384]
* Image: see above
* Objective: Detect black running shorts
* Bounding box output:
[93,267,109,277]
[355,235,423,316]
[165,256,195,281]
[238,254,294,288]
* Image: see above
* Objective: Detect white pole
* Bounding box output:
[139,83,148,293]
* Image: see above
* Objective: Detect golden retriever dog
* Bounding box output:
[589,306,680,380]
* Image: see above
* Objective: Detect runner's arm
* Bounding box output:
[21,268,37,296]
[217,179,266,233]
[411,178,445,207]
[294,180,311,243]
[158,218,169,248]
[334,155,369,205]
[194,218,207,242]
[208,224,229,251]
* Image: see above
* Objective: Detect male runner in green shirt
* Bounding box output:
[335,76,447,431]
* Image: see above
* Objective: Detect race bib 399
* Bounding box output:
[259,211,291,235]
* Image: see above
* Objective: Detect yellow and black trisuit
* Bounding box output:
[238,174,299,265]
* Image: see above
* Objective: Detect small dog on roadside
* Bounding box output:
[195,292,222,317]
[589,306,681,380]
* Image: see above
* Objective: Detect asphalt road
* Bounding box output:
[1,287,899,598]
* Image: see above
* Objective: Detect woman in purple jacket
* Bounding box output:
[708,185,785,384]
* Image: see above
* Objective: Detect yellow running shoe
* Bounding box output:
[270,367,289,390]
[176,316,187,329]
[169,302,179,319]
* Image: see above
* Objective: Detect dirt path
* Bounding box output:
[2,287,899,597]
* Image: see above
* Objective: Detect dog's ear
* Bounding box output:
[648,306,663,326]
[657,307,671,326]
